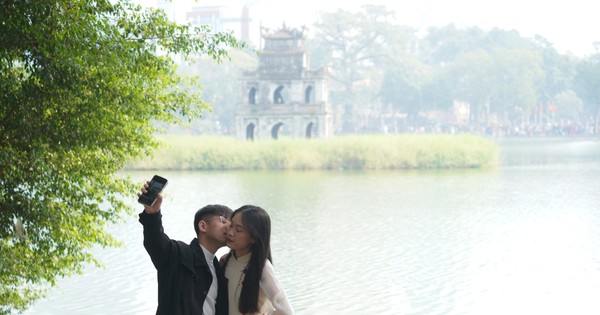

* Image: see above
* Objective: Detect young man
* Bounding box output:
[138,181,233,315]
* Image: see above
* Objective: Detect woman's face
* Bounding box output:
[227,213,255,257]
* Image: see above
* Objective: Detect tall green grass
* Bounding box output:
[126,134,499,170]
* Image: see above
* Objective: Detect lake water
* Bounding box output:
[23,138,600,315]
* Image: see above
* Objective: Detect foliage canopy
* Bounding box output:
[0,0,245,312]
[306,6,598,133]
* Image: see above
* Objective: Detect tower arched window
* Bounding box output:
[273,86,285,104]
[304,85,313,104]
[249,87,257,105]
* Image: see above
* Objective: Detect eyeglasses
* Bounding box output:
[209,215,229,224]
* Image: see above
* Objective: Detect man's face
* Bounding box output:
[203,215,230,246]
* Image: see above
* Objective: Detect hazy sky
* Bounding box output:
[140,0,598,57]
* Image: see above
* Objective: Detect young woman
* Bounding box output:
[221,205,294,315]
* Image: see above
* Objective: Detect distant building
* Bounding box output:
[155,0,261,46]
[235,24,333,140]
[185,2,253,45]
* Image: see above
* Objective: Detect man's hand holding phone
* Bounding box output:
[138,175,168,214]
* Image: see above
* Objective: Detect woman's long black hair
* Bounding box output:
[224,205,272,314]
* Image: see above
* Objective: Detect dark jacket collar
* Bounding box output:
[181,238,209,271]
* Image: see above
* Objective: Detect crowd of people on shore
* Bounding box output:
[382,121,598,138]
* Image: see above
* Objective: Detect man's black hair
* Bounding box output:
[193,204,233,235]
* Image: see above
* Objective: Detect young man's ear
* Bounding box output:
[198,220,208,233]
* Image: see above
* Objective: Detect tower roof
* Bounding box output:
[260,22,307,40]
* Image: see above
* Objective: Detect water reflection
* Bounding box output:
[498,138,600,166]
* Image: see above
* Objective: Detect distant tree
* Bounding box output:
[574,48,600,133]
[380,55,431,128]
[423,26,545,126]
[308,5,414,133]
[443,49,496,124]
[533,35,576,98]
[0,0,245,312]
[554,90,584,120]
[488,48,543,124]
[531,35,578,125]
[419,24,487,64]
[421,25,535,64]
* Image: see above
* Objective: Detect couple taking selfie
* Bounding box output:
[137,176,294,315]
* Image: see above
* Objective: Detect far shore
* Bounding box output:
[126,134,500,171]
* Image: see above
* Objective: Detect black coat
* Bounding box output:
[139,211,228,315]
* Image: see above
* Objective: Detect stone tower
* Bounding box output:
[235,23,333,140]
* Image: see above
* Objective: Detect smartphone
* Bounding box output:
[138,175,168,206]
